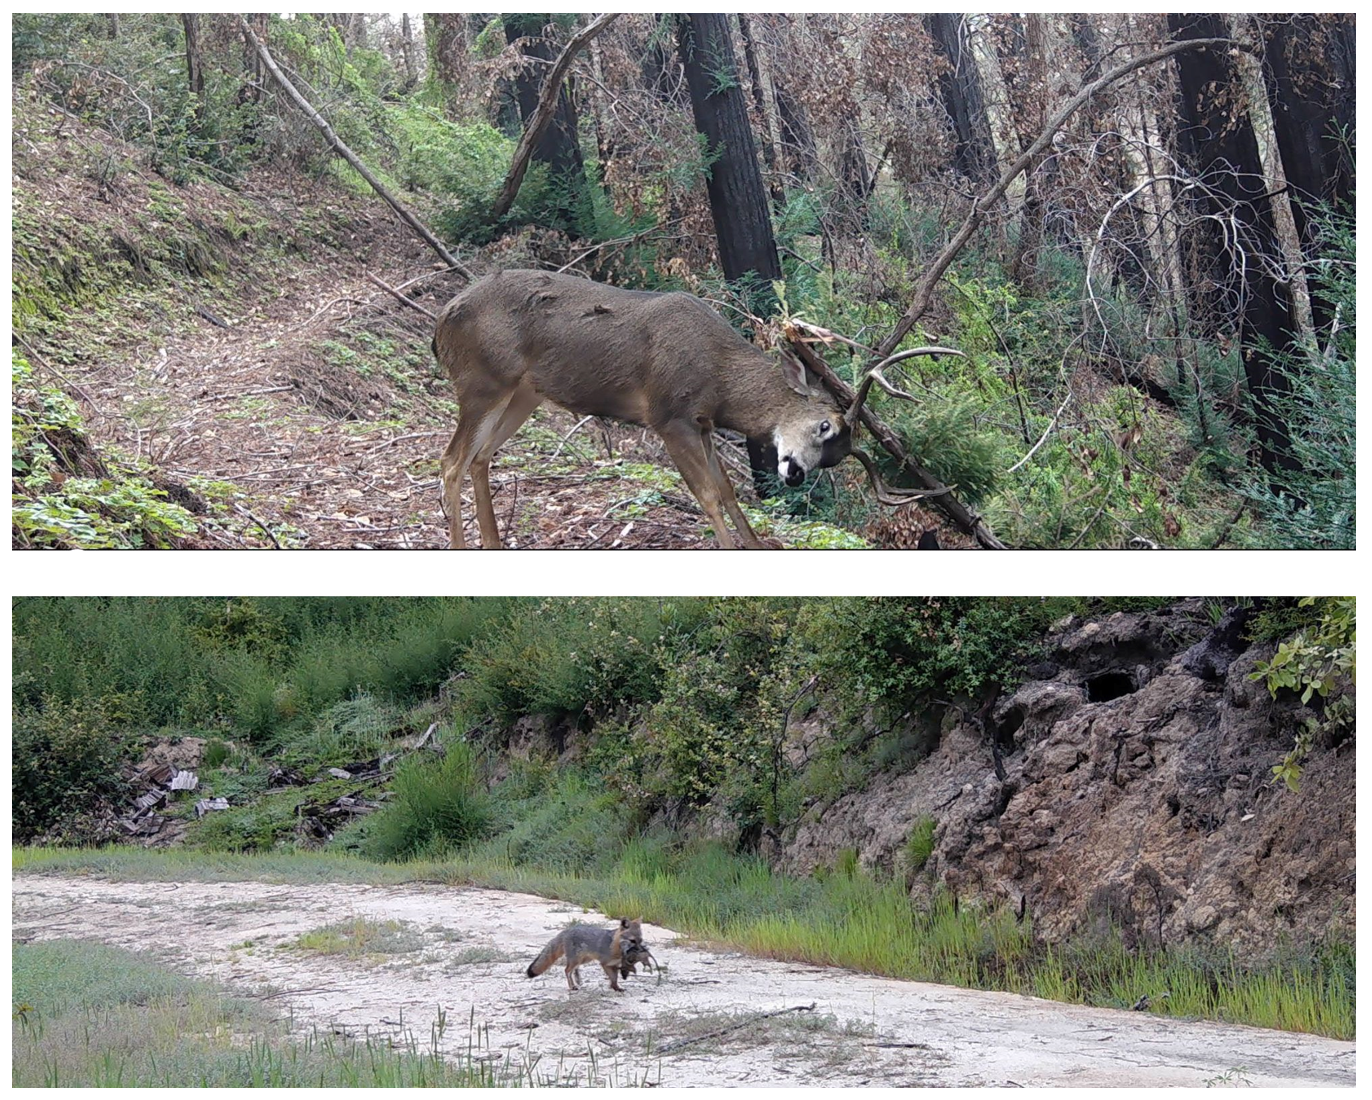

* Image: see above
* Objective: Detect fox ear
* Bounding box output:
[620,917,629,928]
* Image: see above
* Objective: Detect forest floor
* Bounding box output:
[12,875,1355,1087]
[15,95,928,549]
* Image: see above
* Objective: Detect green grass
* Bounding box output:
[10,939,548,1086]
[15,844,1355,1041]
[292,918,423,958]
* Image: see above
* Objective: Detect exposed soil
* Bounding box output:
[11,876,1354,1087]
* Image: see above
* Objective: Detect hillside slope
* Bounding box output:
[11,93,870,549]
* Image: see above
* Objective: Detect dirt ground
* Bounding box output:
[11,876,1354,1087]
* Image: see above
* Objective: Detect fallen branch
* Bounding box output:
[493,14,620,220]
[653,1003,816,1055]
[366,272,438,321]
[788,339,1007,549]
[233,503,282,549]
[239,18,474,281]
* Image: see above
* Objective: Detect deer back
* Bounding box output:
[433,270,833,438]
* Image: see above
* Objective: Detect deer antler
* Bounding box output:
[845,346,965,429]
[850,447,951,506]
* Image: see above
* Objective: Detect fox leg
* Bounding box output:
[601,963,623,992]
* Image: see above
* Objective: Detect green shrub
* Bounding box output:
[458,598,673,722]
[362,742,492,861]
[1241,208,1355,549]
[12,695,137,840]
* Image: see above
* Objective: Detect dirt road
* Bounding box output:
[11,876,1354,1087]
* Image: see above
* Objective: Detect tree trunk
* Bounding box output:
[503,14,593,239]
[425,14,467,119]
[1261,13,1355,331]
[1168,14,1297,476]
[926,13,996,182]
[965,14,1024,229]
[676,13,782,296]
[181,14,206,131]
[677,12,783,497]
[400,14,418,91]
[737,14,783,209]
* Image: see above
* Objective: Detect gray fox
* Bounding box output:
[525,917,644,992]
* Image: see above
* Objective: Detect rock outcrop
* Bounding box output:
[781,604,1355,952]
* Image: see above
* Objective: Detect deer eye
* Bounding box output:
[819,420,831,434]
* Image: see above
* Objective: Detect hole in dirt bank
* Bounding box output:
[1085,671,1137,703]
[995,706,1024,742]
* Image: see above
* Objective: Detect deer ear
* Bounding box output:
[778,353,811,397]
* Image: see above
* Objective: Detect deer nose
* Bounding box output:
[780,457,806,486]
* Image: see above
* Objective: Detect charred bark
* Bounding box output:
[502,14,594,239]
[1169,15,1297,475]
[677,13,783,497]
[926,12,997,182]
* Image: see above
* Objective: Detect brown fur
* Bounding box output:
[432,270,851,549]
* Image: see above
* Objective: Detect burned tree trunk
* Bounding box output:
[181,14,206,129]
[1260,13,1355,333]
[676,13,784,497]
[1169,15,1297,475]
[737,13,783,209]
[926,12,997,182]
[503,14,593,239]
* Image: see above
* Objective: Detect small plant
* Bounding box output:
[1250,597,1355,791]
[905,816,937,874]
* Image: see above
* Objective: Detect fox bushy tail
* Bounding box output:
[526,935,565,979]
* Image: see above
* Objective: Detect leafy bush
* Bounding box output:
[362,742,492,860]
[13,352,199,549]
[1251,597,1355,791]
[12,695,136,839]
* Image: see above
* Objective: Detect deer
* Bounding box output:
[431,269,958,548]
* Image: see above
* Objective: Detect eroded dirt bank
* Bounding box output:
[11,876,1354,1087]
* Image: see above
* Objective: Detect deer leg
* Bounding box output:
[701,431,767,548]
[441,396,508,549]
[469,385,543,549]
[657,423,738,549]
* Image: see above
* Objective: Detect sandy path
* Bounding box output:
[11,876,1354,1087]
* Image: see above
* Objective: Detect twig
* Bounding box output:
[654,1003,815,1054]
[1006,387,1075,474]
[203,385,295,403]
[363,430,451,455]
[233,503,282,549]
[366,272,438,321]
[549,416,595,462]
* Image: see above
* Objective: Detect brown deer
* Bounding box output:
[432,269,955,547]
